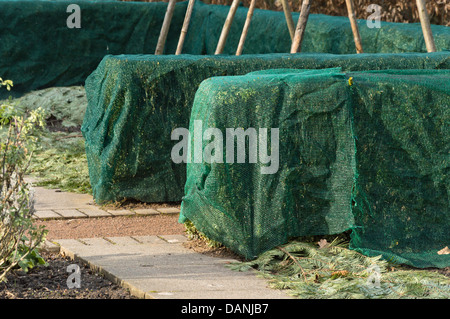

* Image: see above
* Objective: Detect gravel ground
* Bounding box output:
[34,214,186,240]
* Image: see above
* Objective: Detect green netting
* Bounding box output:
[0,0,194,97]
[82,52,450,205]
[179,68,449,267]
[348,69,450,268]
[1,0,450,97]
[179,68,355,259]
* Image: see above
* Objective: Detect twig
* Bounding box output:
[215,0,240,55]
[280,0,295,41]
[277,246,308,281]
[176,0,196,55]
[416,0,437,52]
[155,0,177,55]
[55,134,83,141]
[236,0,256,56]
[345,0,364,53]
[290,0,311,53]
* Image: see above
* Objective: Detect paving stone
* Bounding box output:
[133,208,160,215]
[57,238,89,248]
[106,209,135,216]
[159,234,188,243]
[33,210,62,220]
[30,184,94,211]
[131,235,167,244]
[77,207,112,218]
[81,238,115,246]
[54,236,292,299]
[56,239,89,259]
[156,207,180,214]
[39,240,60,253]
[53,209,87,219]
[105,236,142,245]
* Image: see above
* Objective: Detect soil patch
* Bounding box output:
[0,251,137,299]
[45,116,81,133]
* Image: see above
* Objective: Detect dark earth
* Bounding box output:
[0,251,137,299]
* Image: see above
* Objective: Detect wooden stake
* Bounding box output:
[416,0,437,52]
[155,0,177,55]
[345,0,363,54]
[236,0,256,56]
[280,0,295,41]
[215,0,240,55]
[176,0,196,55]
[290,0,311,53]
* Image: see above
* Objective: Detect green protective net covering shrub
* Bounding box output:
[179,68,450,268]
[0,0,194,98]
[348,70,450,268]
[179,68,356,259]
[1,0,450,97]
[82,52,450,205]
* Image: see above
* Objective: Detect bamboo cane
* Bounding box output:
[176,0,196,55]
[290,0,311,53]
[235,0,256,56]
[155,0,177,55]
[280,0,295,41]
[416,0,436,52]
[345,0,363,54]
[215,0,240,55]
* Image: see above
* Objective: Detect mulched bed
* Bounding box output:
[0,251,137,299]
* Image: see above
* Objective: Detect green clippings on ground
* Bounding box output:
[1,86,91,195]
[228,238,450,299]
[5,86,87,128]
[28,131,91,195]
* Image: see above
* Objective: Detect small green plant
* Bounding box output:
[0,78,16,126]
[0,78,48,282]
[12,240,47,273]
